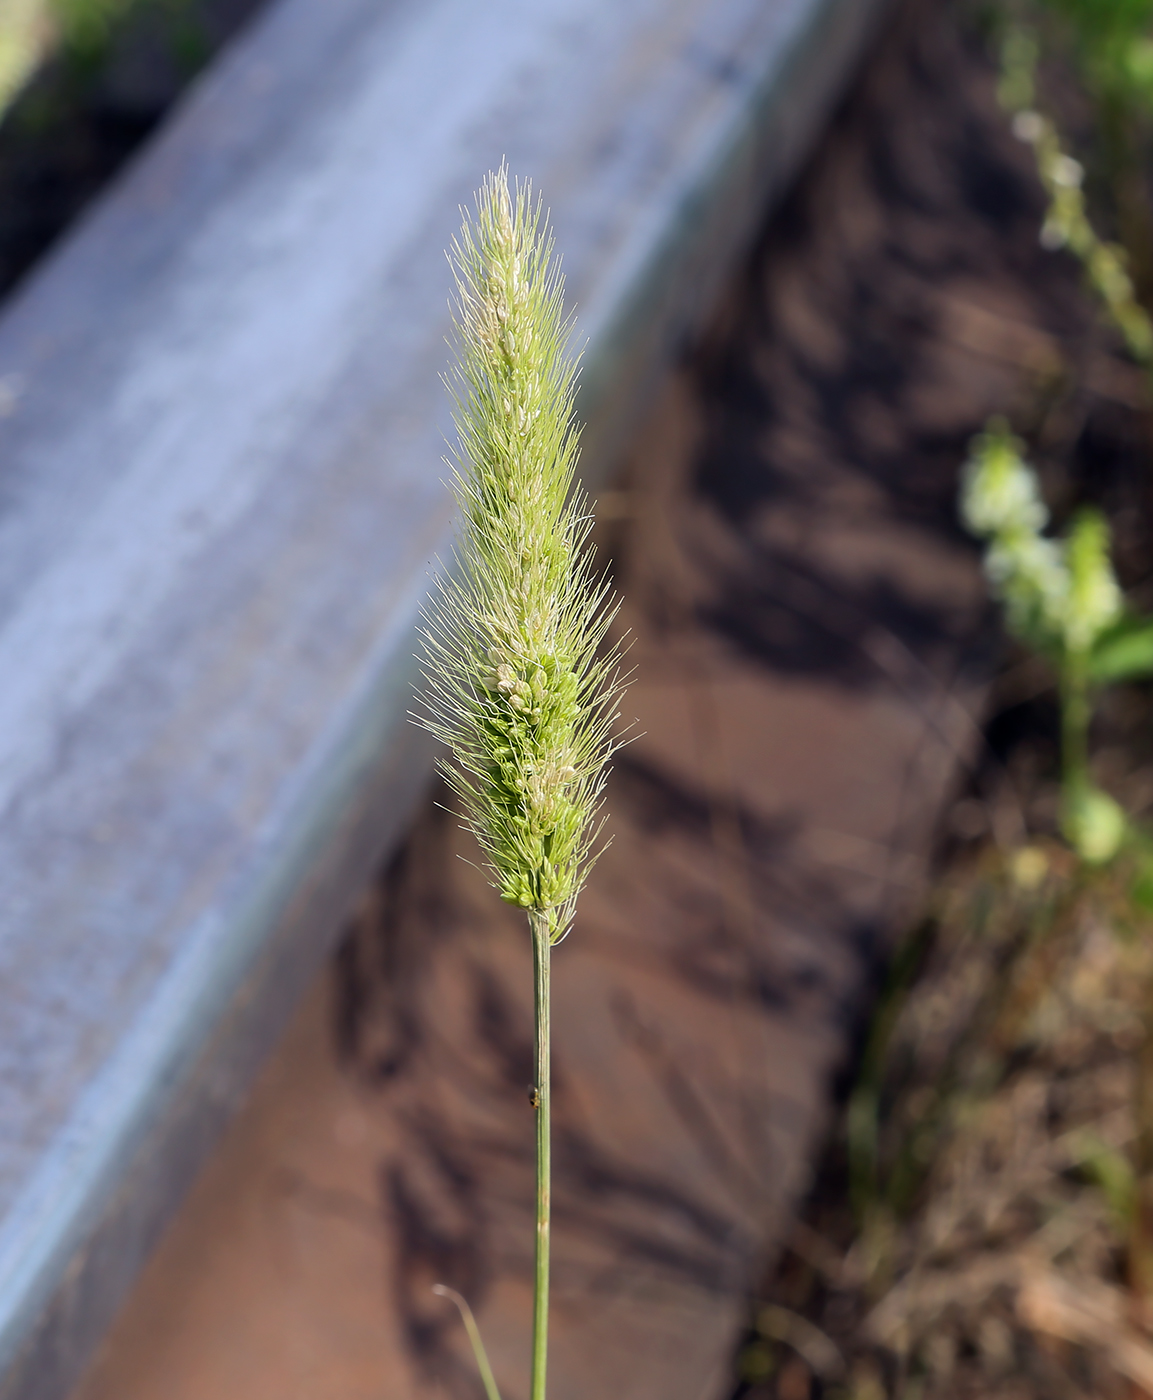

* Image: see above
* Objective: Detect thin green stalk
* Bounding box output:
[529,908,551,1400]
[999,26,1153,374]
[431,1286,504,1400]
[418,167,628,1400]
[1061,660,1091,798]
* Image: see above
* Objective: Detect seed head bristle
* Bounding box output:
[418,166,627,939]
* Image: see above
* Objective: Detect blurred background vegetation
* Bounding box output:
[0,0,263,295]
[734,3,1153,1396]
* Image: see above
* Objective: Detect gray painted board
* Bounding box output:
[0,0,889,1394]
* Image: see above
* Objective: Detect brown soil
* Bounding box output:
[734,840,1153,1400]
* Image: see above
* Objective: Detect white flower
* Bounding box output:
[1012,110,1044,143]
[961,425,1048,538]
[986,530,1068,641]
[1051,154,1084,188]
[1064,510,1122,654]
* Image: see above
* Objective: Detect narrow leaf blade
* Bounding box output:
[1088,614,1153,683]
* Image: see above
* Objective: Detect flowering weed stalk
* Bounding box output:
[418,167,626,1400]
[961,421,1153,862]
[999,26,1153,373]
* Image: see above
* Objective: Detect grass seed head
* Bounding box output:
[418,166,626,940]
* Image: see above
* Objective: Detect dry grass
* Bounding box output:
[740,840,1153,1399]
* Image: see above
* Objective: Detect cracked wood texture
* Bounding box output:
[71,4,1102,1398]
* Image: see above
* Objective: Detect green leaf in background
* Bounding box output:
[1088,613,1153,682]
[1038,0,1153,108]
[0,0,165,114]
[1130,862,1153,912]
[1127,34,1153,99]
[1073,1127,1138,1229]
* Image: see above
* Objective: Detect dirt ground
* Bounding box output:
[64,2,1115,1397]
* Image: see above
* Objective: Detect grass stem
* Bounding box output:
[420,166,627,1400]
[431,1285,504,1400]
[530,907,551,1400]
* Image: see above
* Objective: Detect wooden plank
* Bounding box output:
[0,0,890,1395]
